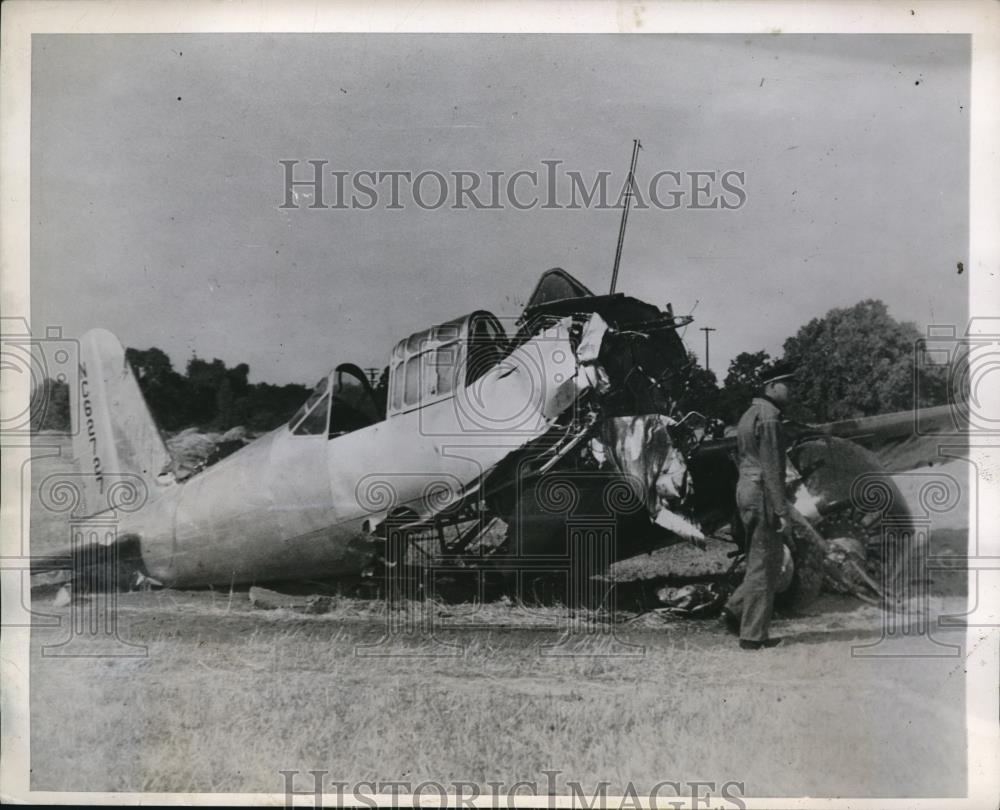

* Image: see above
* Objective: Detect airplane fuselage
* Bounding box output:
[121,317,583,586]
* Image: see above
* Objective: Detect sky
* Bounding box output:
[31,33,969,386]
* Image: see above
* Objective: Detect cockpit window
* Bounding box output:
[390,368,404,412]
[329,365,381,436]
[386,311,508,417]
[434,345,457,396]
[467,316,507,386]
[393,341,460,408]
[288,377,329,433]
[404,353,422,406]
[292,392,330,435]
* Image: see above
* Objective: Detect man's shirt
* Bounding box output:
[736,396,788,517]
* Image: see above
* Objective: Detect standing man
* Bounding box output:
[722,361,797,650]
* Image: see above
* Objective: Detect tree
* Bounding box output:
[28,344,310,435]
[717,350,772,425]
[126,347,190,430]
[186,356,229,427]
[30,379,70,431]
[781,299,944,422]
[676,351,721,421]
[242,382,311,432]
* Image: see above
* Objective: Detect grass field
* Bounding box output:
[29,590,968,797]
[26,434,972,797]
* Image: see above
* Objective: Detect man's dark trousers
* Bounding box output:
[726,474,785,642]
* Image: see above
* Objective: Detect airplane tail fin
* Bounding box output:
[71,328,173,516]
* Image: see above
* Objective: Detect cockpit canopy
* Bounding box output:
[387,310,507,417]
[288,363,382,438]
[286,311,509,435]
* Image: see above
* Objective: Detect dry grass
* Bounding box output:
[26,435,970,797]
[30,591,967,798]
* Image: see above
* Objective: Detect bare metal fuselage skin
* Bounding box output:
[114,321,584,587]
[121,425,373,586]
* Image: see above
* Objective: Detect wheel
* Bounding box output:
[774,521,826,611]
[789,436,919,600]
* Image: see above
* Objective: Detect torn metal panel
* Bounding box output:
[595,414,702,542]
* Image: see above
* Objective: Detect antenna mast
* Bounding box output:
[609,138,641,294]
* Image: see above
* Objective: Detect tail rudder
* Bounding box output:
[72,328,173,515]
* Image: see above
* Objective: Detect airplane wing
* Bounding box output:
[683,404,962,531]
[790,404,963,472]
[692,405,961,472]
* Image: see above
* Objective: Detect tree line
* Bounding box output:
[31,347,310,433]
[30,299,956,433]
[678,299,953,427]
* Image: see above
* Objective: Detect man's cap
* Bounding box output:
[760,360,797,386]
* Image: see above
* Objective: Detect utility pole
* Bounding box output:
[700,327,716,373]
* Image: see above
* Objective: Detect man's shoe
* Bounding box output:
[720,608,740,636]
[739,637,783,650]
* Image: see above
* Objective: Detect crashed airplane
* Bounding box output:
[46,268,947,608]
